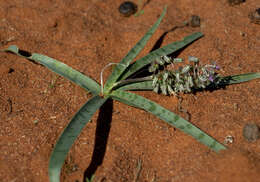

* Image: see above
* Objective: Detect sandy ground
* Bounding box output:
[0,0,260,181]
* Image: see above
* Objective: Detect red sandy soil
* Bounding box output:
[0,0,259,182]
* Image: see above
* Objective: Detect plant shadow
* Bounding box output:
[129,25,188,79]
[192,76,238,94]
[150,25,185,52]
[83,99,113,181]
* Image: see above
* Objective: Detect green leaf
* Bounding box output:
[49,95,107,182]
[118,80,153,91]
[218,72,260,85]
[119,32,203,80]
[118,72,260,91]
[4,45,101,95]
[134,9,144,17]
[86,175,95,182]
[110,90,226,152]
[103,7,167,93]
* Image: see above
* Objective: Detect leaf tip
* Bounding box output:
[6,45,19,53]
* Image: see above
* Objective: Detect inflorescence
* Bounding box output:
[148,55,220,96]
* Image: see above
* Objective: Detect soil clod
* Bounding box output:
[248,8,260,25]
[189,15,201,27]
[8,68,14,74]
[243,123,260,142]
[228,0,245,6]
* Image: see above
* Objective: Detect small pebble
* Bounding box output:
[118,1,137,17]
[240,32,246,37]
[228,0,245,6]
[243,123,259,142]
[33,119,38,124]
[248,8,260,25]
[224,135,234,144]
[189,15,201,27]
[71,164,78,172]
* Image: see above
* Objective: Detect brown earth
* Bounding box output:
[0,0,260,182]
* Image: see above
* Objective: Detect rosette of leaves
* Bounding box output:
[2,7,260,182]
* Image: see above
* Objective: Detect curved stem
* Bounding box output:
[100,63,126,95]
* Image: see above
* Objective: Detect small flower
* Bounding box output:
[152,75,158,86]
[167,85,175,95]
[188,56,199,62]
[215,65,220,70]
[153,84,159,93]
[163,71,169,81]
[187,76,194,87]
[162,55,172,63]
[181,65,191,74]
[156,57,165,65]
[173,58,183,63]
[160,84,168,95]
[208,75,214,82]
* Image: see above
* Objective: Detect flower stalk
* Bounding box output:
[148,56,221,95]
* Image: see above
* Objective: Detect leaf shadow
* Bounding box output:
[7,48,43,66]
[150,25,183,52]
[191,76,235,94]
[131,25,188,79]
[83,99,113,181]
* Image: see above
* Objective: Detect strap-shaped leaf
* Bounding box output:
[117,72,260,91]
[118,80,153,91]
[119,32,203,80]
[217,72,260,85]
[103,7,167,93]
[4,45,100,95]
[110,90,226,152]
[49,95,107,182]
